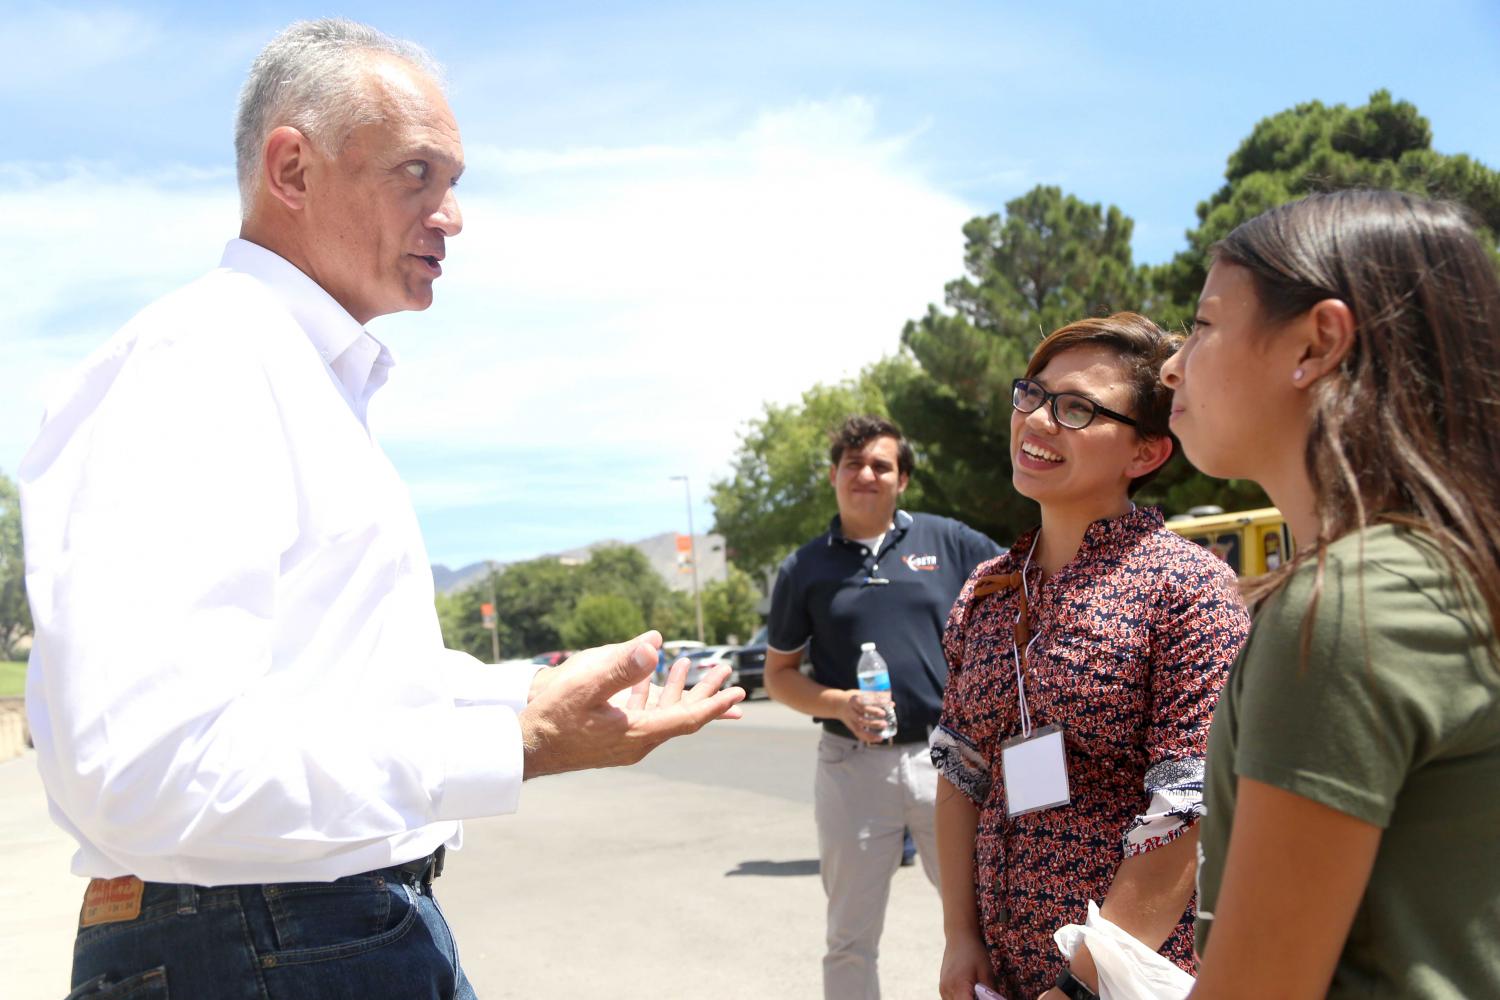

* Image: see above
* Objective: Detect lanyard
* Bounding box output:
[1011,533,1041,738]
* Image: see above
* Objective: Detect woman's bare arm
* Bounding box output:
[1190,777,1381,999]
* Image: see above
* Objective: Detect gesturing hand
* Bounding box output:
[519,631,745,779]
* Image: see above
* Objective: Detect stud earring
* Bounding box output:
[1292,367,1305,381]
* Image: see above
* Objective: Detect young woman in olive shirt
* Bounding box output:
[1161,190,1500,999]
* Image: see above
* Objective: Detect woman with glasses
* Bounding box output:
[1165,190,1500,999]
[933,312,1250,1000]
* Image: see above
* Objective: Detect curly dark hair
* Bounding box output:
[828,415,914,477]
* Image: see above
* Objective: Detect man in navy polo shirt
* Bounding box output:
[765,415,1002,999]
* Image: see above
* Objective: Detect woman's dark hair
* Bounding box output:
[828,415,914,478]
[1217,189,1500,656]
[1025,311,1181,495]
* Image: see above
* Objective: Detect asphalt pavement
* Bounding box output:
[1,698,946,999]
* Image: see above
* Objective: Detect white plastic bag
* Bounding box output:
[1053,901,1195,1000]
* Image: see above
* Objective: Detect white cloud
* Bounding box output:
[0,162,240,475]
[2,95,981,561]
[372,97,973,460]
[0,6,161,92]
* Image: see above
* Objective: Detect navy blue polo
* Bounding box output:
[767,510,1003,741]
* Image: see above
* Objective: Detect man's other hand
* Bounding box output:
[519,631,745,779]
[838,689,892,744]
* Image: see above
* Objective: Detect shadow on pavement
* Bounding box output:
[724,859,820,877]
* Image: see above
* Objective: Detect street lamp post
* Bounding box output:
[670,475,705,643]
[485,561,500,665]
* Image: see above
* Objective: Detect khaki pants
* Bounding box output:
[814,732,940,1000]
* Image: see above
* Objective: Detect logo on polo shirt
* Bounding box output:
[902,553,938,572]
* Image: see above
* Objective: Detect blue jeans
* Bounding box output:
[66,866,477,999]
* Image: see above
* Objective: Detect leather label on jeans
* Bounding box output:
[80,876,144,927]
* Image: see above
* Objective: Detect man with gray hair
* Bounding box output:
[20,19,742,998]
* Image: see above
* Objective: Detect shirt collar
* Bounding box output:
[827,509,913,547]
[219,239,395,404]
[1005,505,1164,562]
[1081,504,1163,547]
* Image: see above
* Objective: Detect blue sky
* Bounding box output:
[4,1,1498,567]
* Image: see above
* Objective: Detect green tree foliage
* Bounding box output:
[491,557,582,656]
[436,545,702,660]
[708,182,1285,556]
[650,590,698,641]
[708,360,926,578]
[890,185,1156,543]
[559,593,646,648]
[437,557,582,660]
[435,588,499,661]
[701,565,760,645]
[1150,90,1500,327]
[0,472,31,660]
[577,544,697,639]
[575,546,673,624]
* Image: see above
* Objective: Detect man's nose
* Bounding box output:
[430,188,463,237]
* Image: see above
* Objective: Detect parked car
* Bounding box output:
[678,645,737,688]
[730,627,769,698]
[655,639,706,682]
[530,650,573,667]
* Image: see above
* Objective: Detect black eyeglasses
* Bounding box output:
[1011,378,1137,430]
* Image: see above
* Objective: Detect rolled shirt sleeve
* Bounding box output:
[1122,555,1248,856]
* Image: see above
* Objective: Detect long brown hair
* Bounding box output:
[1218,190,1500,657]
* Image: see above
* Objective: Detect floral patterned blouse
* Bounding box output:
[931,506,1249,999]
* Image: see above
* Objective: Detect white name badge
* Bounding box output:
[1000,724,1070,817]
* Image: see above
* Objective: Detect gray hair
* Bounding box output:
[234,18,443,217]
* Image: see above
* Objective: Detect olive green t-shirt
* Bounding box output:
[1196,525,1500,997]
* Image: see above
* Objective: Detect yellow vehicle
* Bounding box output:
[1166,507,1293,578]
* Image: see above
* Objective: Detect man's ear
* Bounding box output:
[1126,434,1174,481]
[828,465,838,489]
[261,126,314,212]
[897,472,910,495]
[1292,298,1357,385]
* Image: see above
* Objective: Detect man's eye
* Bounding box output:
[404,162,428,180]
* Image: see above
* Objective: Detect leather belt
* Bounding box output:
[820,720,935,744]
[386,845,445,886]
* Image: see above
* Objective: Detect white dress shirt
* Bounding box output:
[21,239,535,886]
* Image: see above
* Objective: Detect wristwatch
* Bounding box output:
[1055,967,1099,1000]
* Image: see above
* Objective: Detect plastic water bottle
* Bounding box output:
[855,642,898,742]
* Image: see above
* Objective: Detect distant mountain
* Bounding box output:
[431,531,728,596]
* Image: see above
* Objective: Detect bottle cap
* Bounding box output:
[860,642,876,651]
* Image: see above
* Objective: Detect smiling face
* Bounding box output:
[1010,345,1162,511]
[829,434,909,534]
[1160,260,1302,480]
[300,56,465,323]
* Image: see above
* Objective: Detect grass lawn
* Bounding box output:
[0,661,26,698]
